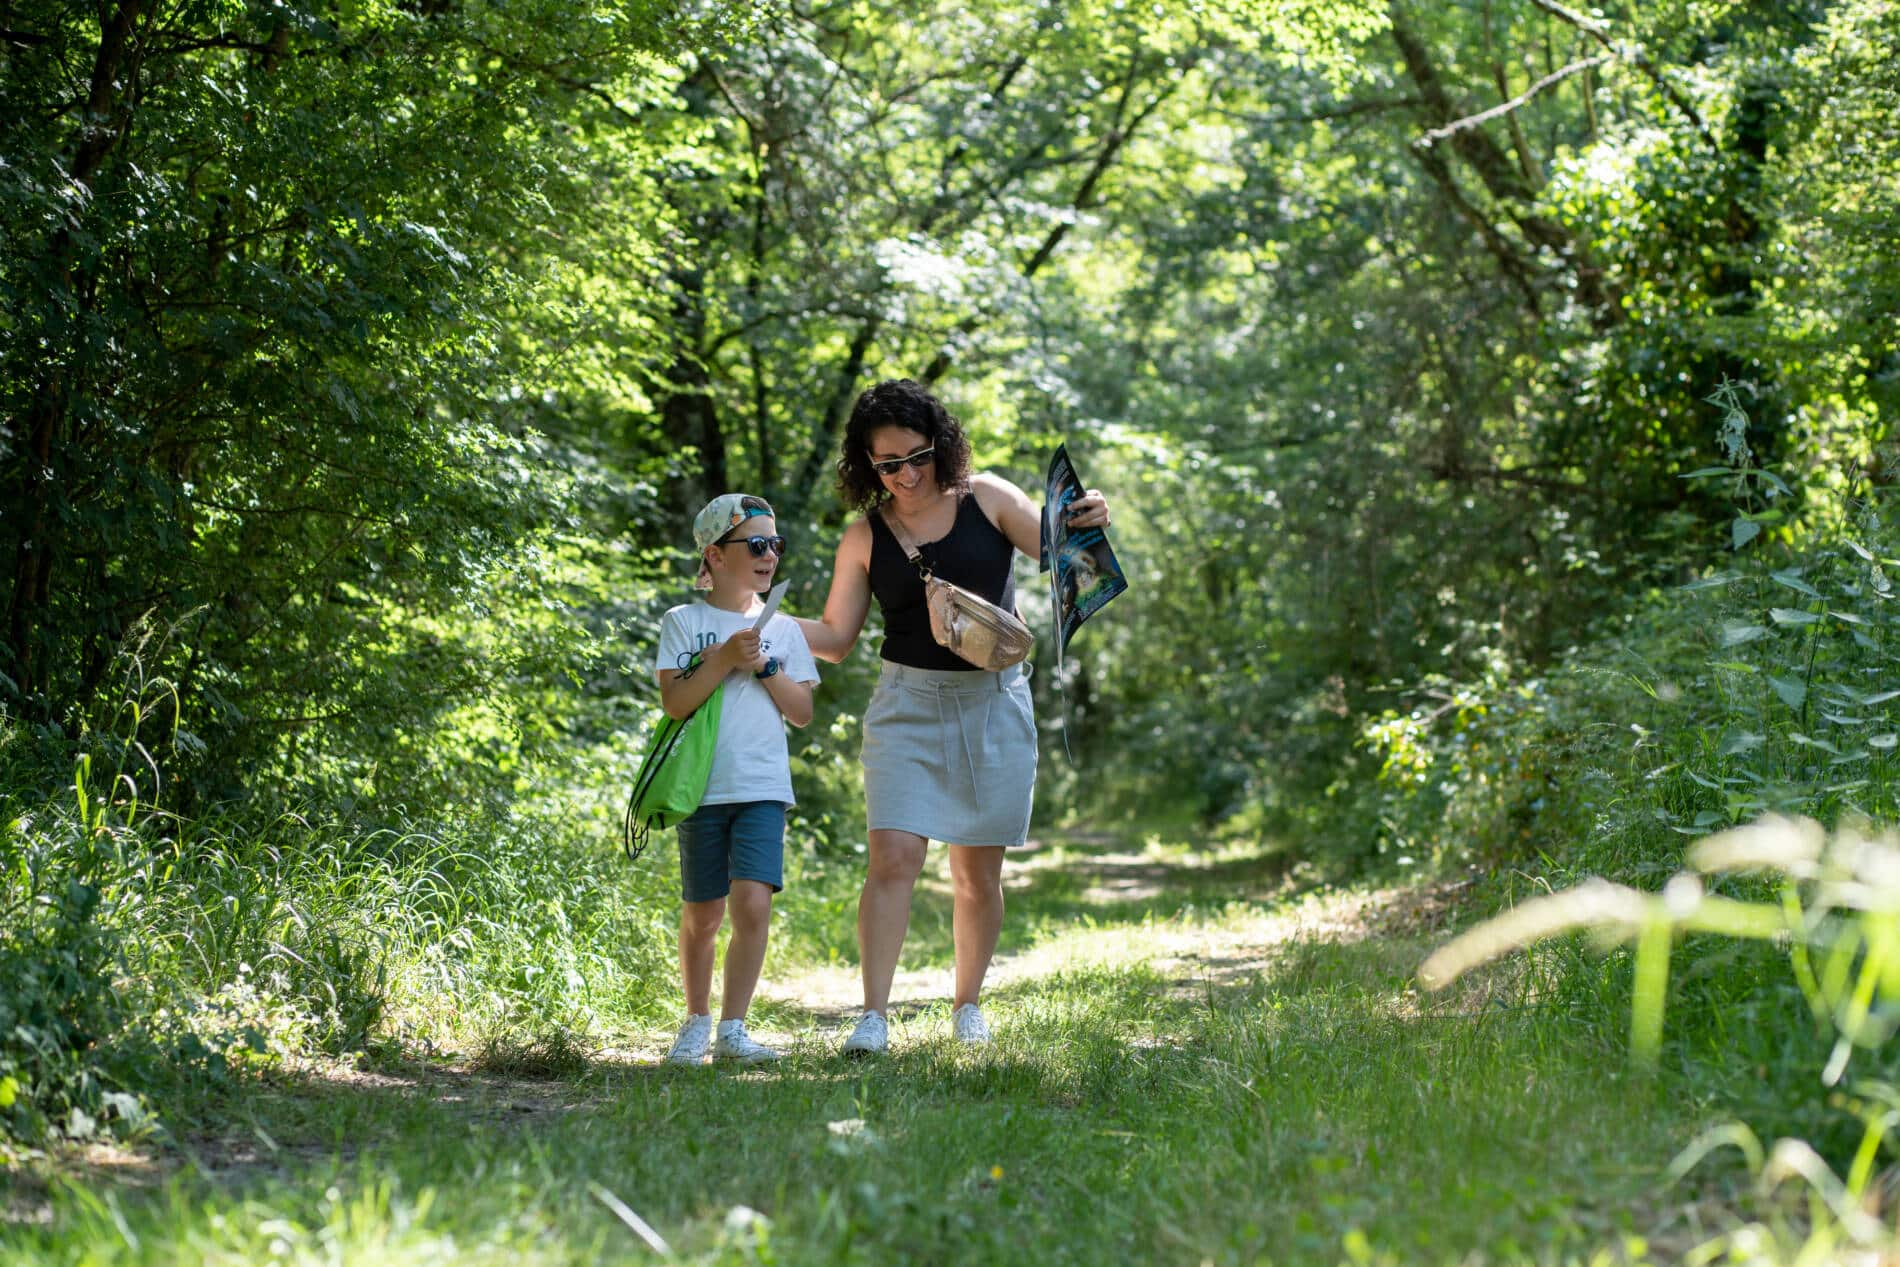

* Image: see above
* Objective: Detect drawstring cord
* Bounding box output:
[933,682,989,805]
[928,675,1019,805]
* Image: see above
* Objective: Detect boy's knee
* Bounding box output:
[727,881,774,928]
[682,898,725,939]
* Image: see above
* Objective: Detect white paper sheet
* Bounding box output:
[751,580,790,633]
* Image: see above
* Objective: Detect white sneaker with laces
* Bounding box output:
[952,1003,992,1046]
[841,1010,889,1056]
[665,1013,713,1065]
[713,1018,781,1063]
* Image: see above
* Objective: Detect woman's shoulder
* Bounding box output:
[969,471,1031,510]
[968,472,1036,524]
[968,471,1023,496]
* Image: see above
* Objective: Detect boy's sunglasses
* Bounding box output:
[717,533,787,558]
[869,447,935,477]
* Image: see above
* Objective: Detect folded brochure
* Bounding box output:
[1040,444,1128,672]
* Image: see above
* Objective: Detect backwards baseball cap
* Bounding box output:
[692,493,775,589]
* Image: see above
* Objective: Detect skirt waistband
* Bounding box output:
[876,660,1029,693]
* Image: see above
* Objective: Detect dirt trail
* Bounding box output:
[749,839,1464,1040]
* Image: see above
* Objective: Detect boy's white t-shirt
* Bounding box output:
[654,600,820,807]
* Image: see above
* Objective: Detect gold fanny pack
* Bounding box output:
[880,504,1033,672]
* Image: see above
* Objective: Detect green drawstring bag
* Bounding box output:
[623,661,724,862]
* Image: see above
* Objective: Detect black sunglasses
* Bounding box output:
[716,532,787,558]
[868,447,935,477]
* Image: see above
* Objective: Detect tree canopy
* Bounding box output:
[1,0,1890,824]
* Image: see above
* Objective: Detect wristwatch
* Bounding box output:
[754,657,780,680]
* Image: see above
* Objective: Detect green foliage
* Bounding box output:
[1360,428,1898,872]
[1421,814,1900,1260]
[5,0,1891,862]
[1002,0,1889,859]
[1376,395,1900,1251]
[0,0,695,804]
[2,2,1896,1253]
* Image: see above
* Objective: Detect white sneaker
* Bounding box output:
[713,1019,781,1063]
[842,1010,888,1057]
[665,1013,713,1065]
[952,1003,992,1046]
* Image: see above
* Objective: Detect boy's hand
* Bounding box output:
[714,628,766,675]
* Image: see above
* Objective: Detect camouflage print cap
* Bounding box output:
[692,493,775,589]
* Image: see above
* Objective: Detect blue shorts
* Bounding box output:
[677,801,787,903]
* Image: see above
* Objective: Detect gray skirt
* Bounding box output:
[861,661,1037,846]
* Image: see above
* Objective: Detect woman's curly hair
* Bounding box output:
[835,379,974,513]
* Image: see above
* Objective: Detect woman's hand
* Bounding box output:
[1065,488,1111,529]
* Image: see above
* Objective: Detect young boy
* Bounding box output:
[655,494,818,1065]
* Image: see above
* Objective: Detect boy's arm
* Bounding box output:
[657,632,758,720]
[759,672,814,728]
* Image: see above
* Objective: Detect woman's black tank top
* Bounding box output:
[868,493,1018,671]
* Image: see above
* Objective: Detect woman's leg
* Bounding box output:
[859,828,928,1014]
[947,844,1006,1009]
[720,879,774,1021]
[679,897,726,1015]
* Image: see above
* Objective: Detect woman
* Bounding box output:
[797,379,1110,1054]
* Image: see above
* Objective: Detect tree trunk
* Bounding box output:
[5,0,147,709]
[1390,6,1615,320]
[657,269,727,502]
[789,316,883,522]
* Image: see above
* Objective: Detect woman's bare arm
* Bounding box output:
[796,518,874,664]
[971,473,1042,559]
[972,472,1112,560]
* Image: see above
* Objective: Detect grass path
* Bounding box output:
[3,834,1728,1265]
[753,837,1458,1037]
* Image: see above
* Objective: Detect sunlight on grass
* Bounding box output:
[5,840,1708,1267]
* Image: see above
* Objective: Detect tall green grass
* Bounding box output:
[0,701,700,1150]
[1361,412,1900,1255]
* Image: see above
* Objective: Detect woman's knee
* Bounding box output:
[865,831,927,886]
[947,847,1004,902]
